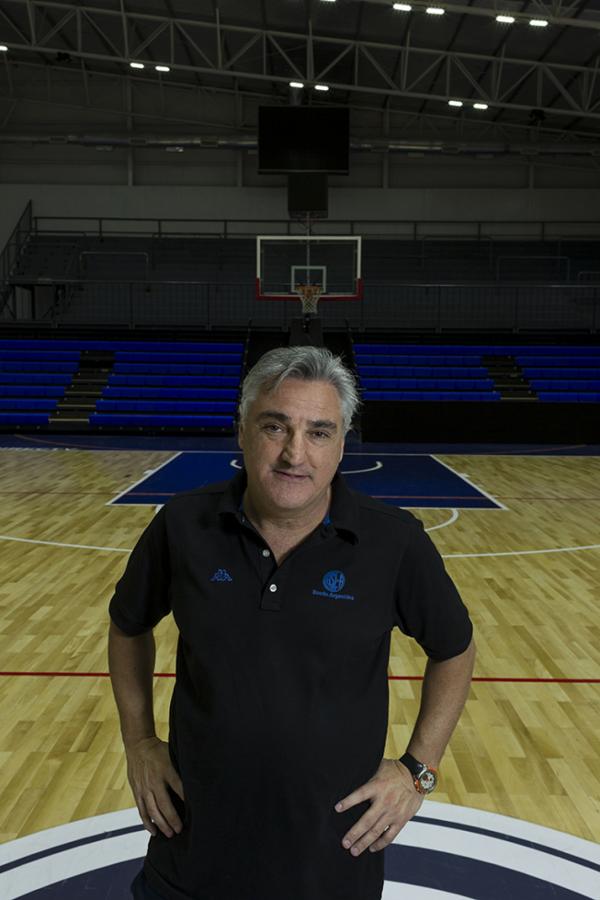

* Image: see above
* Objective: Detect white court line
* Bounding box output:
[0,534,131,553]
[2,801,599,900]
[425,509,459,532]
[106,451,183,506]
[1,532,599,560]
[431,454,508,511]
[443,543,600,559]
[229,459,385,475]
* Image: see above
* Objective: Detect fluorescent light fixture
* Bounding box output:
[473,103,489,110]
[529,18,548,27]
[495,15,515,23]
[0,44,8,51]
[393,3,412,10]
[155,65,170,72]
[289,81,304,89]
[129,61,144,69]
[166,146,184,153]
[448,99,463,107]
[426,7,445,15]
[314,84,330,91]
[320,0,336,3]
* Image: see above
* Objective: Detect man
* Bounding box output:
[108,346,475,900]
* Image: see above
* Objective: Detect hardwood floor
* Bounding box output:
[1,447,599,844]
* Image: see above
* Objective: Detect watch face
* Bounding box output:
[418,769,437,793]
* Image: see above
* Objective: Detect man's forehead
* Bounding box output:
[253,378,343,420]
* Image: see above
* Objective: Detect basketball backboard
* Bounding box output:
[256,235,363,302]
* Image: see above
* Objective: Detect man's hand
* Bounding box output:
[126,736,185,838]
[335,758,423,856]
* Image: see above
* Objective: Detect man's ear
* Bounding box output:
[237,420,244,450]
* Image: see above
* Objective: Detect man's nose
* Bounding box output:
[281,431,305,464]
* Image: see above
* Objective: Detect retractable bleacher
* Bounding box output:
[354,344,500,402]
[0,339,244,430]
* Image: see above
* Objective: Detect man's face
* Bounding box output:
[237,378,345,517]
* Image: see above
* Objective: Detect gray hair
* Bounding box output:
[238,346,360,433]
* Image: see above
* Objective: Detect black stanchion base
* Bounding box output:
[289,315,324,347]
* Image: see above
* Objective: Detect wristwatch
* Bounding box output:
[398,752,438,795]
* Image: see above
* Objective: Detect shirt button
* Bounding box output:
[269,584,277,593]
[262,549,270,557]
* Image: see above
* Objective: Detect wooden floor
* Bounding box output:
[1,446,599,846]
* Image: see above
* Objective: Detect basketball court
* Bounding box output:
[1,434,599,898]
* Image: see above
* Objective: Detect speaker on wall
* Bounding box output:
[287,173,328,218]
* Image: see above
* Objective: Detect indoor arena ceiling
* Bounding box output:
[1,0,600,153]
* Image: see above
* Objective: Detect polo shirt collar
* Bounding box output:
[217,468,360,543]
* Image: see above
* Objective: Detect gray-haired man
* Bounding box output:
[109,346,475,900]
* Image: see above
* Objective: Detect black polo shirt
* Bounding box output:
[109,470,472,900]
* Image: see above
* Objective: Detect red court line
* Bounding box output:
[0,672,598,684]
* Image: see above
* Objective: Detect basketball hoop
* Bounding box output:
[294,283,323,316]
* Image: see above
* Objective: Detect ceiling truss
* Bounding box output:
[1,0,600,140]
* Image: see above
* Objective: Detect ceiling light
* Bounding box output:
[448,100,463,107]
[314,84,330,92]
[289,81,304,89]
[529,18,548,27]
[155,65,170,72]
[393,3,412,10]
[473,103,489,110]
[495,15,515,24]
[0,44,8,52]
[426,7,445,14]
[166,146,184,152]
[129,61,144,69]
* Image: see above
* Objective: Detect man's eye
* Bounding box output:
[263,423,282,432]
[311,431,330,439]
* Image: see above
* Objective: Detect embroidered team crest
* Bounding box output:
[322,570,346,593]
[211,568,233,582]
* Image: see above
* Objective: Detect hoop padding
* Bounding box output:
[295,283,323,314]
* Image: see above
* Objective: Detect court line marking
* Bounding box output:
[0,672,598,683]
[0,534,130,552]
[106,451,183,506]
[425,509,459,532]
[444,543,600,559]
[229,458,385,475]
[2,802,597,895]
[431,454,508,511]
[1,534,599,558]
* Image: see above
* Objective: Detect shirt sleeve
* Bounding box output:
[108,506,171,635]
[394,519,473,660]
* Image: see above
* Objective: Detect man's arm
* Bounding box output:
[407,636,476,767]
[108,621,184,838]
[334,637,476,857]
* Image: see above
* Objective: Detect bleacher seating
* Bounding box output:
[354,344,501,401]
[0,339,244,429]
[354,343,600,403]
[0,343,76,424]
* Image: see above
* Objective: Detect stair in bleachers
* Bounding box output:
[481,355,536,400]
[51,350,114,427]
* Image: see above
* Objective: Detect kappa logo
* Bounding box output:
[211,568,233,582]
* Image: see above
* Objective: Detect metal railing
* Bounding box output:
[31,215,600,241]
[2,280,599,333]
[0,201,33,314]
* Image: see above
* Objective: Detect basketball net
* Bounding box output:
[294,283,323,316]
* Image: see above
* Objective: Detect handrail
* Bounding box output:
[1,200,32,284]
[31,215,600,242]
